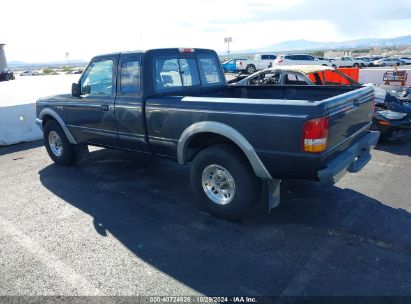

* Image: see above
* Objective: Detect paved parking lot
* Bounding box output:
[1,137,411,296]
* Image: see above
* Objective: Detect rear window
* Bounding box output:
[197,55,223,87]
[154,54,223,92]
[155,57,200,92]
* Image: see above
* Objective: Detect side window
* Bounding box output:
[261,55,269,60]
[120,58,141,94]
[283,73,308,85]
[249,73,263,85]
[261,72,281,85]
[81,59,113,95]
[269,55,276,60]
[198,55,223,86]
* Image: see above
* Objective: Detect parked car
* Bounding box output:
[0,69,15,81]
[20,70,39,76]
[229,65,359,86]
[355,57,375,67]
[372,86,411,141]
[397,57,411,65]
[221,58,248,73]
[330,57,365,68]
[372,57,405,67]
[236,53,277,74]
[273,54,331,67]
[36,48,379,220]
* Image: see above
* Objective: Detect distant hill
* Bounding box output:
[228,34,411,54]
[8,60,88,69]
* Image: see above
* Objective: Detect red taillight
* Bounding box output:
[277,59,284,64]
[179,48,195,53]
[302,117,329,153]
[239,61,243,66]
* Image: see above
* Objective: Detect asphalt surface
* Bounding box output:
[0,137,411,297]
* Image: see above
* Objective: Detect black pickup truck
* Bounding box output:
[36,48,379,219]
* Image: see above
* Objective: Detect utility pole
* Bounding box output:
[65,52,70,74]
[224,37,232,60]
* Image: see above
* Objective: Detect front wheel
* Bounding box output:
[190,144,260,220]
[43,120,76,166]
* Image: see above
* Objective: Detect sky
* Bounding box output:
[1,0,411,62]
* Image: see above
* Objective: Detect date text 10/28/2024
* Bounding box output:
[149,296,258,303]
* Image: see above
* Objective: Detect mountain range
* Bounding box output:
[228,34,411,54]
[8,60,88,69]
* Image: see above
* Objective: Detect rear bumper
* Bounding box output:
[317,131,380,185]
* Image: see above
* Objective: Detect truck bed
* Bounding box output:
[146,85,374,180]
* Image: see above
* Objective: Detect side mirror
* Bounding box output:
[72,83,81,97]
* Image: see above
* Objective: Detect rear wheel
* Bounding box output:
[382,63,386,67]
[43,120,76,166]
[246,65,256,74]
[190,144,260,220]
[353,63,360,68]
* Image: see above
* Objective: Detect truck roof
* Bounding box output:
[92,48,216,58]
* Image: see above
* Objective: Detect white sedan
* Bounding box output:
[19,70,39,76]
[373,58,405,67]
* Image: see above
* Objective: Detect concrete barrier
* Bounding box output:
[0,103,42,145]
[0,74,79,146]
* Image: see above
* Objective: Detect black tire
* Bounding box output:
[382,63,386,67]
[353,63,360,68]
[190,144,260,220]
[246,65,256,74]
[43,120,76,166]
[332,64,337,68]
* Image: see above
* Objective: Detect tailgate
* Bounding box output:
[326,86,374,150]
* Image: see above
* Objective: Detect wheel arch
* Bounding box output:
[177,121,272,179]
[39,108,77,144]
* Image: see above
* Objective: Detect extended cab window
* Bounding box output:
[155,58,200,92]
[81,59,113,95]
[120,58,141,94]
[198,55,223,86]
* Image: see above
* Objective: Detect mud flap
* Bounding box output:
[267,179,281,213]
[74,144,89,161]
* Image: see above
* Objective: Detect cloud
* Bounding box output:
[210,0,411,38]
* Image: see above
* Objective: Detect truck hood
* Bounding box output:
[37,94,72,104]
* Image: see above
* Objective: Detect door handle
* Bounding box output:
[101,105,110,111]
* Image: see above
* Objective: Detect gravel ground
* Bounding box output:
[0,137,411,296]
